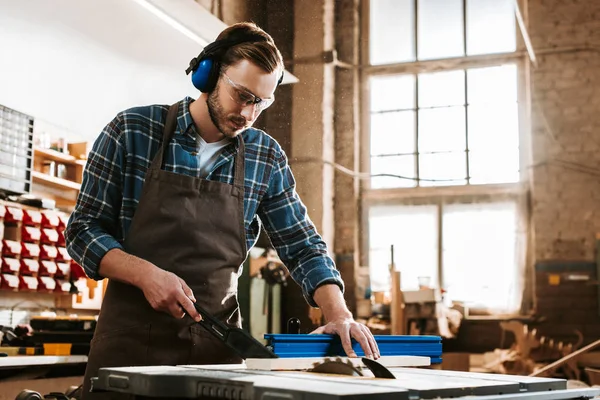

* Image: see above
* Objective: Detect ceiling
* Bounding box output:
[1,0,297,84]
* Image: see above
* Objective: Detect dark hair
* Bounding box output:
[216,22,284,76]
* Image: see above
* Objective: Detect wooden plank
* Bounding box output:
[253,368,521,398]
[390,367,566,391]
[34,147,80,165]
[391,270,405,335]
[32,170,81,191]
[244,355,430,371]
[530,338,600,377]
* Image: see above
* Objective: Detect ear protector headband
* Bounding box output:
[185,34,284,93]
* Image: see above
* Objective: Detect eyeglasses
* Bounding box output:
[221,73,275,112]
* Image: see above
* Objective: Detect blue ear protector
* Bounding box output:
[185,35,284,93]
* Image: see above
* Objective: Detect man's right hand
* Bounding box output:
[138,267,202,321]
[98,249,202,321]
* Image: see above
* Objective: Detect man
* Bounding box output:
[66,22,379,399]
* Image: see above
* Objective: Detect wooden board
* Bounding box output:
[390,367,567,392]
[243,355,430,371]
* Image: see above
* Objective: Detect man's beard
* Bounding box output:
[207,89,246,138]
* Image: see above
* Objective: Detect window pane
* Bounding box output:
[370,0,415,64]
[467,64,518,105]
[467,0,516,56]
[418,70,465,108]
[418,107,466,153]
[418,0,464,60]
[469,148,520,184]
[468,103,519,151]
[419,152,467,186]
[370,75,415,112]
[442,201,520,311]
[370,111,415,156]
[369,205,438,291]
[370,155,416,189]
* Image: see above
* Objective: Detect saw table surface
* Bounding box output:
[91,363,600,400]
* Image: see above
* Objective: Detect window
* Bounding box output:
[369,64,520,189]
[442,201,521,312]
[368,205,438,291]
[368,201,522,312]
[364,0,526,314]
[369,0,517,65]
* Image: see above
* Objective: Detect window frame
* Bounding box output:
[359,0,533,315]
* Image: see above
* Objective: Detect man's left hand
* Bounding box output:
[311,318,380,359]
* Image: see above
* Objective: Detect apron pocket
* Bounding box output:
[147,322,194,366]
[88,323,151,368]
[189,326,243,365]
[91,323,151,343]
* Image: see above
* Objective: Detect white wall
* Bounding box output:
[0,0,201,144]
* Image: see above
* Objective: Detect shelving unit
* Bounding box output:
[32,171,81,191]
[31,146,87,211]
[34,147,86,166]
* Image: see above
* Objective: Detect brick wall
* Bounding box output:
[529,0,600,344]
[202,0,600,342]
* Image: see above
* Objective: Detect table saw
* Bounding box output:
[88,307,600,399]
[90,362,600,399]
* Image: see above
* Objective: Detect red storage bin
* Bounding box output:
[1,274,19,290]
[55,262,70,279]
[22,226,41,242]
[40,245,58,260]
[70,261,87,280]
[1,257,20,274]
[2,240,21,257]
[23,209,42,226]
[41,212,60,228]
[19,275,38,291]
[41,228,59,244]
[4,207,23,224]
[58,215,69,230]
[56,230,66,247]
[39,260,58,276]
[38,276,57,292]
[56,247,71,262]
[21,242,41,258]
[20,258,40,275]
[55,279,71,293]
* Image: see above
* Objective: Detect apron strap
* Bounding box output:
[149,102,180,172]
[233,135,245,190]
[149,100,245,192]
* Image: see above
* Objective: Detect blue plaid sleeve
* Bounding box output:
[257,148,344,307]
[65,113,126,280]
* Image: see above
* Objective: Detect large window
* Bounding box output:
[364,0,526,314]
[369,0,516,65]
[369,64,520,189]
[368,200,523,312]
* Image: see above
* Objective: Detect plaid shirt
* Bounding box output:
[65,96,343,306]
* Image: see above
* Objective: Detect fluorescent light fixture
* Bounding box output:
[129,0,210,47]
[129,0,298,84]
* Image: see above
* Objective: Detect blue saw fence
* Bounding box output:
[264,334,443,364]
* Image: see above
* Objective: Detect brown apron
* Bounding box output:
[81,102,247,400]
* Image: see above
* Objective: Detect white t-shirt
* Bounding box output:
[193,135,231,178]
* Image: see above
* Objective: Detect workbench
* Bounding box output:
[91,363,600,399]
[0,356,86,400]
